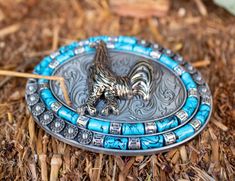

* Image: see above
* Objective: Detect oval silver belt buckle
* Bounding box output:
[26,36,212,156]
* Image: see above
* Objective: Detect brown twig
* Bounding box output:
[36,128,48,181]
[0,70,71,106]
[39,154,48,181]
[194,0,208,16]
[52,26,60,51]
[0,58,38,88]
[28,116,36,155]
[112,159,117,181]
[29,162,37,181]
[171,150,180,164]
[58,77,71,106]
[150,155,158,180]
[179,146,188,163]
[208,128,219,164]
[7,112,13,124]
[110,0,170,18]
[50,154,62,181]
[118,157,135,180]
[92,154,103,181]
[192,60,211,68]
[148,18,164,44]
[212,118,229,132]
[0,23,20,38]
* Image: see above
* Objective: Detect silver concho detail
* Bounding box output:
[107,36,118,42]
[39,111,54,125]
[193,73,204,85]
[38,83,49,92]
[76,115,89,128]
[184,63,196,74]
[106,43,115,49]
[163,49,174,57]
[201,95,211,106]
[92,134,104,147]
[74,47,85,55]
[51,102,62,113]
[64,124,79,139]
[188,88,198,98]
[49,60,60,69]
[144,122,157,134]
[50,51,60,59]
[190,119,201,131]
[151,43,162,51]
[173,65,185,76]
[26,83,37,95]
[175,110,188,123]
[198,85,210,96]
[27,93,40,106]
[78,40,89,46]
[110,122,122,135]
[138,39,150,47]
[173,54,185,65]
[128,138,141,150]
[50,118,65,133]
[163,132,176,145]
[77,130,93,145]
[32,102,45,116]
[150,50,161,59]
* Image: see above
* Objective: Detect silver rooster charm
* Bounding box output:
[77,41,154,116]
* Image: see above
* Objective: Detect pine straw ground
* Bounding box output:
[0,0,234,180]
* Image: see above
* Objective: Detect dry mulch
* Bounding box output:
[0,0,234,180]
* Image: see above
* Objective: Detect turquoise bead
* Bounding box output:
[104,136,128,150]
[71,113,79,125]
[66,49,75,57]
[159,54,178,69]
[56,54,71,63]
[115,43,133,51]
[182,97,198,117]
[89,36,108,42]
[174,124,194,142]
[195,104,211,124]
[59,46,66,52]
[156,116,178,132]
[67,42,79,49]
[57,106,71,119]
[40,89,56,107]
[133,45,151,55]
[58,106,78,124]
[141,135,164,149]
[118,36,137,44]
[84,45,95,52]
[34,65,41,74]
[35,57,52,74]
[40,57,52,67]
[41,67,53,76]
[38,78,49,84]
[59,42,79,53]
[122,123,145,135]
[181,72,197,90]
[88,119,110,133]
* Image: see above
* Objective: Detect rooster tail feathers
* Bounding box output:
[92,40,109,66]
[129,61,154,101]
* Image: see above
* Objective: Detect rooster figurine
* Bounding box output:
[77,41,154,116]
